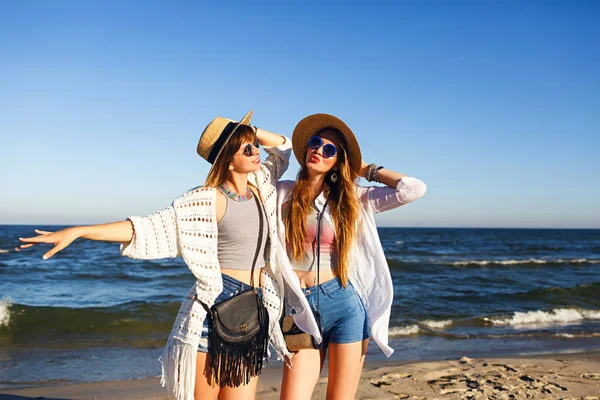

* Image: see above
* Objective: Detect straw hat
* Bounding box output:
[292,113,362,174]
[197,110,253,164]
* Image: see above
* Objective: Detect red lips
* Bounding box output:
[309,155,320,163]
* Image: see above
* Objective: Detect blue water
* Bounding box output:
[1,226,599,387]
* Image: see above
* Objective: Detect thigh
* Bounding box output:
[218,376,259,400]
[280,348,327,400]
[326,339,368,400]
[194,351,220,400]
[195,352,260,400]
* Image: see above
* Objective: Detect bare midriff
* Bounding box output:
[294,269,337,288]
[220,267,265,286]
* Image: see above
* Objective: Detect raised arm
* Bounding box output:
[18,220,134,260]
[356,161,427,213]
[255,126,292,181]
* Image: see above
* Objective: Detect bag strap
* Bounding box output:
[250,189,265,289]
[315,199,328,312]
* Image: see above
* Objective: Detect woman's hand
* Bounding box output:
[255,126,287,147]
[359,160,369,178]
[18,227,82,260]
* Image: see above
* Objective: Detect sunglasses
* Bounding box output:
[235,142,260,157]
[308,136,337,158]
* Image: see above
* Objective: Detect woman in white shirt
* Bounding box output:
[276,114,427,399]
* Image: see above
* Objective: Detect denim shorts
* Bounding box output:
[197,274,260,353]
[298,277,370,347]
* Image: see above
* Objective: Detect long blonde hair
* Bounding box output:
[204,125,256,187]
[285,129,361,287]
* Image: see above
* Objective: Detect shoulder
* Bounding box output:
[172,186,216,207]
[276,180,296,192]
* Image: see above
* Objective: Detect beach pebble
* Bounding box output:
[519,374,535,383]
[459,356,473,364]
[582,373,600,380]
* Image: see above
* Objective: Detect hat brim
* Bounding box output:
[206,110,253,177]
[209,110,253,165]
[292,114,362,174]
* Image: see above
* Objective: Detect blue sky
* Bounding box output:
[1,1,598,228]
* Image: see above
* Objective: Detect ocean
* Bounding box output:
[1,226,599,389]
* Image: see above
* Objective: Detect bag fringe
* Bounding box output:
[207,301,270,387]
[160,336,197,400]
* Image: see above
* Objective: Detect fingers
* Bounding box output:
[19,244,35,249]
[19,236,50,243]
[35,229,53,235]
[43,243,66,260]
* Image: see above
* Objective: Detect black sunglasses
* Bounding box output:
[308,136,337,158]
[235,142,260,157]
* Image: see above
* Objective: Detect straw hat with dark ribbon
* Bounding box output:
[292,113,362,174]
[197,110,253,164]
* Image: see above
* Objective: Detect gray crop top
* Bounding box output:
[217,195,268,270]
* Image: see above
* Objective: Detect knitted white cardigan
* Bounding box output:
[120,140,293,400]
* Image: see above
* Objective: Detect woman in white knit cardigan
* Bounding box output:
[18,110,294,400]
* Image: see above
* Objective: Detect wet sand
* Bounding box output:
[1,351,599,399]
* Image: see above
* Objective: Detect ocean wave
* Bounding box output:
[0,301,180,344]
[0,249,11,254]
[388,325,420,336]
[485,308,600,327]
[552,333,600,339]
[447,258,600,267]
[421,319,453,329]
[0,297,12,327]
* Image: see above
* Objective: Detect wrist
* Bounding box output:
[72,226,88,239]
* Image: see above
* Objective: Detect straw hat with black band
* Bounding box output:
[292,113,362,174]
[197,110,254,167]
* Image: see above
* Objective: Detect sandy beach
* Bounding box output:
[1,351,599,399]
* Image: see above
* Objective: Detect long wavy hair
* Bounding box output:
[204,125,257,188]
[285,129,361,287]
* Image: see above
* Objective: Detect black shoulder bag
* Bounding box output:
[281,200,328,352]
[196,193,269,387]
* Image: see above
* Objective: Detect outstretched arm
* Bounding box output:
[18,221,133,260]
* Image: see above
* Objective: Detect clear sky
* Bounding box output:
[1,1,598,228]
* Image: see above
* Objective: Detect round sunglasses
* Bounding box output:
[308,136,337,158]
[235,142,260,157]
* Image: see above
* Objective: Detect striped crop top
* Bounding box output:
[282,204,337,272]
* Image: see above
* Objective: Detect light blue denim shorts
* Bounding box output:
[299,277,370,347]
[197,274,260,353]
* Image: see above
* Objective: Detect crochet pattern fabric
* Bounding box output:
[121,140,292,400]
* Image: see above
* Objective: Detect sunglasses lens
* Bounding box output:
[308,136,322,149]
[322,144,337,158]
[243,144,253,156]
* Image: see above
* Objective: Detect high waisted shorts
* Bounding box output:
[197,274,260,353]
[294,277,370,348]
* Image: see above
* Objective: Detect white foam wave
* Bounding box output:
[552,333,600,339]
[0,297,12,327]
[395,241,404,245]
[0,249,10,254]
[421,319,453,329]
[450,258,600,266]
[389,325,420,336]
[486,308,600,327]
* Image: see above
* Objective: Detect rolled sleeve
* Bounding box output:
[359,177,427,214]
[261,137,292,181]
[120,206,180,260]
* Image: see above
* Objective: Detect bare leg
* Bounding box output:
[325,339,368,400]
[280,348,327,400]
[194,352,260,400]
